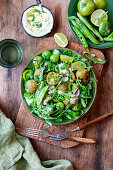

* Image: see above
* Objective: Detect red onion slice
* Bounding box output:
[73,87,80,97]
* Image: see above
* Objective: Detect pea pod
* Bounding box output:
[77,12,103,41]
[37,86,49,107]
[70,16,100,45]
[103,32,113,41]
[70,19,88,38]
[72,27,89,51]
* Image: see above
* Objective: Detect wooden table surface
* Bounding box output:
[0,0,113,169]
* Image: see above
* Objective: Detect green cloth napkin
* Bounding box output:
[0,110,73,170]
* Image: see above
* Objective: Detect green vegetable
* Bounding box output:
[62,49,72,56]
[44,61,52,68]
[99,21,112,37]
[37,86,49,107]
[50,54,59,63]
[66,110,79,119]
[70,19,88,38]
[77,12,103,41]
[23,70,33,81]
[42,50,51,60]
[81,98,86,108]
[56,102,64,110]
[36,23,42,28]
[72,103,81,111]
[83,51,107,64]
[77,0,95,16]
[53,49,60,56]
[93,0,106,9]
[103,32,113,41]
[71,17,100,45]
[72,27,89,51]
[33,56,43,67]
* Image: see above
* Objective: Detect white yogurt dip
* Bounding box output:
[22,6,54,37]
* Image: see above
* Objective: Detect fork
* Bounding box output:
[50,112,113,141]
[26,128,57,138]
[26,128,96,143]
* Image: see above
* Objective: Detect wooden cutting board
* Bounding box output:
[15,37,105,148]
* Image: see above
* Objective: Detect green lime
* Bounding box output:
[33,56,43,67]
[60,55,73,62]
[23,70,33,80]
[46,72,60,85]
[91,9,108,27]
[56,102,64,110]
[54,33,68,47]
[71,61,86,71]
[42,50,51,60]
[50,54,59,63]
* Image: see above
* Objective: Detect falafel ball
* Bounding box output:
[76,68,89,83]
[34,69,40,76]
[57,82,68,92]
[25,80,37,93]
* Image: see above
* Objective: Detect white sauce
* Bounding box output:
[22,6,54,37]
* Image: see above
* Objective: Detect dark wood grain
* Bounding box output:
[0,0,113,169]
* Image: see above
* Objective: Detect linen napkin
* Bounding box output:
[0,110,73,170]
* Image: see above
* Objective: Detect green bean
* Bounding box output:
[77,12,104,41]
[103,32,113,41]
[72,27,89,51]
[69,16,100,45]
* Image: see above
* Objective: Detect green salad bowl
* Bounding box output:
[20,48,97,125]
[68,0,113,49]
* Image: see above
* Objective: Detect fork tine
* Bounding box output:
[50,134,68,141]
[26,129,41,133]
[26,128,42,132]
[27,132,41,137]
[26,131,41,135]
[26,131,41,136]
[50,137,65,141]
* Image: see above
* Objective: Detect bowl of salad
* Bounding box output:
[21,48,97,125]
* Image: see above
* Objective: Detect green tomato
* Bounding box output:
[44,61,52,68]
[50,54,59,63]
[42,50,51,60]
[33,56,43,67]
[93,0,106,9]
[56,102,64,110]
[77,0,95,16]
[99,21,112,37]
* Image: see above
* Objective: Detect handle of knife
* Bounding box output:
[69,136,96,144]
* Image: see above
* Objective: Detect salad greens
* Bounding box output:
[21,48,104,125]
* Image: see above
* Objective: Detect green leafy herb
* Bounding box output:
[36,23,42,28]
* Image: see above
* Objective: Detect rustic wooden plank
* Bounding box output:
[0,0,113,169]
